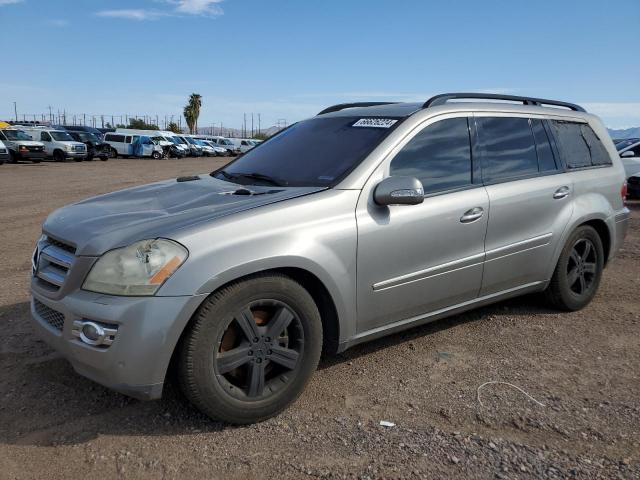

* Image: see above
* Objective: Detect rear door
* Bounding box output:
[476,115,573,295]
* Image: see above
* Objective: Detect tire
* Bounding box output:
[99,156,109,162]
[7,151,17,164]
[86,155,94,161]
[178,273,322,424]
[53,150,66,163]
[111,148,118,159]
[544,225,604,311]
[152,151,162,159]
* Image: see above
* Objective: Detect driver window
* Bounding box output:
[41,132,52,142]
[390,117,472,194]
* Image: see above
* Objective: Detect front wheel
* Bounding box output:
[544,225,604,311]
[53,150,65,163]
[111,148,118,158]
[178,274,322,424]
[152,151,162,159]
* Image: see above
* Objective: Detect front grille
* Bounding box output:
[34,237,76,291]
[46,237,76,255]
[34,298,65,331]
[27,146,43,152]
[73,145,85,152]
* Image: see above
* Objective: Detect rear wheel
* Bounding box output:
[111,148,118,158]
[99,156,109,161]
[544,225,604,311]
[152,150,162,159]
[178,274,322,424]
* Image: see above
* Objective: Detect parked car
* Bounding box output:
[200,140,228,156]
[627,174,640,199]
[617,139,640,179]
[237,139,256,153]
[0,139,8,164]
[178,135,203,156]
[19,126,87,162]
[614,138,640,150]
[55,125,105,141]
[208,136,241,155]
[194,139,217,156]
[68,131,110,161]
[0,128,45,163]
[29,93,629,424]
[104,132,164,158]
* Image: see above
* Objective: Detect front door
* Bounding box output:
[356,116,489,333]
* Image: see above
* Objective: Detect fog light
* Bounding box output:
[72,320,117,347]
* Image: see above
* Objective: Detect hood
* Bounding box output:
[11,140,43,147]
[43,175,325,256]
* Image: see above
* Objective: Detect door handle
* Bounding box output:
[553,186,571,199]
[460,207,484,223]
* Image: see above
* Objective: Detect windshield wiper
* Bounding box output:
[212,169,239,181]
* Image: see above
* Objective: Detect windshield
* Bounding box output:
[3,130,32,140]
[79,132,100,142]
[185,137,197,145]
[615,138,640,151]
[220,139,233,145]
[51,131,74,141]
[151,136,165,143]
[213,116,400,187]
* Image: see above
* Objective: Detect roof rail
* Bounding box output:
[317,102,399,116]
[423,93,586,112]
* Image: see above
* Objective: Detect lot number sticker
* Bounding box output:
[352,118,398,128]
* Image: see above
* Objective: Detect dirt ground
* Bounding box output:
[0,158,638,479]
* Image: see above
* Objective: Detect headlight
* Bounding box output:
[65,144,74,152]
[83,239,188,296]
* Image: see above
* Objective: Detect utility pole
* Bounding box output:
[13,102,18,122]
[243,113,246,137]
[258,113,261,136]
[48,106,53,123]
[251,113,254,137]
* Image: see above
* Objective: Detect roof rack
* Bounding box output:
[423,93,586,112]
[317,102,399,116]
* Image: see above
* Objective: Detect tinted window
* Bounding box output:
[0,131,6,140]
[390,117,471,193]
[105,134,125,142]
[580,124,612,166]
[477,117,538,180]
[216,116,399,187]
[549,121,591,168]
[40,132,52,141]
[531,120,557,171]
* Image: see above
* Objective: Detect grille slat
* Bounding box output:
[34,236,77,292]
[34,298,65,331]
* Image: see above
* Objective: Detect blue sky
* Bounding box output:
[1,0,639,129]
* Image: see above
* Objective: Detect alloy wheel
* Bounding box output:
[214,300,304,401]
[567,238,597,296]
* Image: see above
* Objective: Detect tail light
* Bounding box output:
[621,181,627,202]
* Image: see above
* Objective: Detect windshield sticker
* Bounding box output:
[352,118,398,129]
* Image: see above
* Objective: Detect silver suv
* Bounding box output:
[30,93,630,424]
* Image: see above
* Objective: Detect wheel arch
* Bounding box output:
[580,218,611,265]
[165,266,342,389]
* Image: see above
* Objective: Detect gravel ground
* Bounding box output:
[0,158,638,479]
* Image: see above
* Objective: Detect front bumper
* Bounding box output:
[30,286,206,400]
[64,151,87,160]
[17,150,45,160]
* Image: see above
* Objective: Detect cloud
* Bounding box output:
[45,19,70,27]
[95,9,168,21]
[0,0,23,5]
[167,0,223,16]
[96,0,224,21]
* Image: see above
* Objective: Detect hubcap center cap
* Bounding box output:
[250,337,272,360]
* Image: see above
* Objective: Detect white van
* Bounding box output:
[207,136,241,155]
[19,126,87,162]
[116,129,188,158]
[104,132,164,158]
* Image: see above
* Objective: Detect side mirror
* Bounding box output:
[621,151,636,158]
[374,176,424,206]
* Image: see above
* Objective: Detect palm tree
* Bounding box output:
[188,93,202,133]
[183,105,195,134]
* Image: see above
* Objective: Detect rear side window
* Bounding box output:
[477,117,538,181]
[105,134,124,142]
[389,117,472,194]
[550,121,612,168]
[531,120,557,171]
